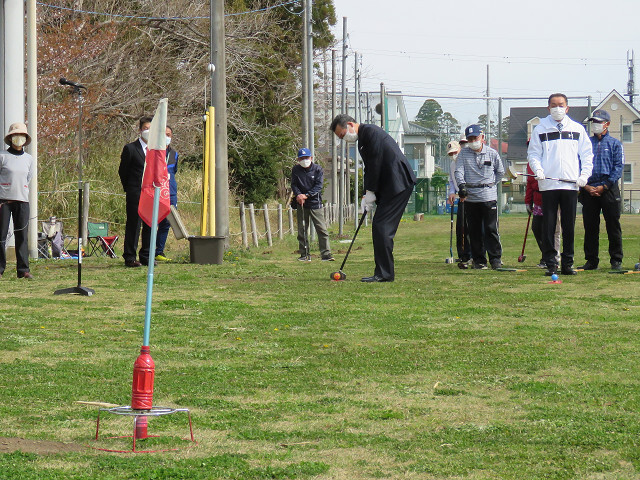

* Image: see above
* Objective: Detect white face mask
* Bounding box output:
[11,135,26,148]
[468,140,482,151]
[450,153,459,161]
[299,159,312,168]
[550,106,567,122]
[166,136,172,146]
[343,125,358,142]
[141,129,150,142]
[591,123,605,135]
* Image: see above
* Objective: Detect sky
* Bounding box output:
[330,0,640,133]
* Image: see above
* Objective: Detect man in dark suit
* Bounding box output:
[330,114,417,282]
[118,116,153,267]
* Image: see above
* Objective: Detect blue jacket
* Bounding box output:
[167,147,178,206]
[588,132,624,188]
[291,162,323,209]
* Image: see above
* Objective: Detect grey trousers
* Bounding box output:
[296,207,331,257]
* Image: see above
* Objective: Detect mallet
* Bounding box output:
[518,211,532,263]
[506,165,576,184]
[330,211,368,281]
[445,203,454,264]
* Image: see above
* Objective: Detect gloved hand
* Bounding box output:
[526,203,533,214]
[361,190,376,213]
[458,184,467,199]
[576,175,589,188]
[535,169,545,181]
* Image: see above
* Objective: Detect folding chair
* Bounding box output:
[39,217,73,258]
[87,222,119,258]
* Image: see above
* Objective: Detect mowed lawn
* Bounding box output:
[1,214,640,479]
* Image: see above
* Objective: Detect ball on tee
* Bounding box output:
[551,273,559,281]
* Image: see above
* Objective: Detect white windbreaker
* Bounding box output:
[527,114,593,191]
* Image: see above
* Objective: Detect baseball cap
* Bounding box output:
[588,109,611,123]
[297,148,312,158]
[446,140,460,154]
[459,136,468,144]
[465,124,483,138]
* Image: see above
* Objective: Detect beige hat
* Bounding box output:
[5,122,31,146]
[446,140,460,155]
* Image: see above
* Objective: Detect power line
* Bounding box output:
[36,0,298,21]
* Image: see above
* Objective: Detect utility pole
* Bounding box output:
[306,0,314,155]
[211,0,229,243]
[338,16,347,234]
[497,97,503,214]
[627,50,636,106]
[331,49,337,204]
[354,52,359,226]
[27,0,38,258]
[380,83,385,130]
[485,64,490,145]
[301,0,309,148]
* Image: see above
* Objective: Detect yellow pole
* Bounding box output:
[208,106,216,236]
[200,111,210,235]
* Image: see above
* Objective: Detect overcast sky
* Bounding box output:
[330,0,640,133]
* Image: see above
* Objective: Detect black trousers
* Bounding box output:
[123,189,151,263]
[464,200,501,265]
[455,201,471,261]
[0,201,30,275]
[371,186,413,281]
[541,189,577,268]
[579,184,623,265]
[531,214,544,263]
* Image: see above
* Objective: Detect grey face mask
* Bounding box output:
[343,125,358,142]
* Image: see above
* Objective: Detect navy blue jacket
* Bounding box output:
[166,147,178,206]
[357,124,417,200]
[588,131,624,188]
[291,162,324,209]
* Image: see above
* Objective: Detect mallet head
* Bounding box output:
[331,271,346,281]
[445,257,454,264]
[518,254,526,263]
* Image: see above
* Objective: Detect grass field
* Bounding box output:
[1,214,640,479]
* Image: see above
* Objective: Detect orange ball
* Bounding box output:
[333,272,341,280]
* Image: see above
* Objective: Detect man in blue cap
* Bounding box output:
[579,109,624,270]
[454,124,504,269]
[291,148,334,262]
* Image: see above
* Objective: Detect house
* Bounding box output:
[507,90,640,210]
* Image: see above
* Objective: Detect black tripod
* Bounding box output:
[54,79,94,296]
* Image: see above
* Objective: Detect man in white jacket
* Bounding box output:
[528,93,593,276]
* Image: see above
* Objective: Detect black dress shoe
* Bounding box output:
[610,261,622,271]
[361,275,392,282]
[561,266,577,275]
[544,266,557,276]
[578,261,598,270]
[125,260,142,267]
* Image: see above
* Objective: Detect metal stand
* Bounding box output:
[55,83,94,296]
[94,405,195,453]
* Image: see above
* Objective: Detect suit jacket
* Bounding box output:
[357,124,417,200]
[119,138,146,192]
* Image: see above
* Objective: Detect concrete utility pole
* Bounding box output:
[485,64,490,144]
[627,50,636,106]
[27,0,38,258]
[211,0,229,243]
[306,0,314,155]
[353,52,359,226]
[497,97,503,214]
[338,16,347,234]
[331,49,337,204]
[301,0,310,149]
[380,83,385,131]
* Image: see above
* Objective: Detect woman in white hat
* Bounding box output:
[0,122,34,278]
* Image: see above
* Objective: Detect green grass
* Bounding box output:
[1,214,640,479]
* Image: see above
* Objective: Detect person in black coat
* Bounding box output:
[118,116,153,267]
[330,114,417,282]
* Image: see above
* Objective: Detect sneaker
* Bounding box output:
[578,261,598,270]
[297,255,311,262]
[155,254,172,262]
[490,260,503,270]
[472,262,488,270]
[561,266,577,275]
[321,255,335,262]
[610,261,623,271]
[536,263,547,269]
[545,265,558,276]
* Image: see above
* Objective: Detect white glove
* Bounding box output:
[361,190,376,213]
[535,169,545,181]
[576,175,589,188]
